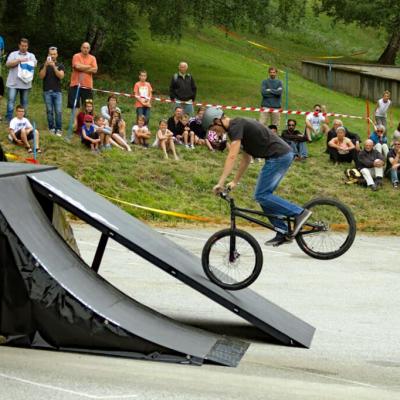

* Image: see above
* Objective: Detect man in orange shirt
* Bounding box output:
[67,42,97,111]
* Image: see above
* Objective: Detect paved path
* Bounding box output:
[1,225,399,400]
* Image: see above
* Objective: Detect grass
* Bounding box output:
[1,16,399,234]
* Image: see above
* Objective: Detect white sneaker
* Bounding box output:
[55,130,63,137]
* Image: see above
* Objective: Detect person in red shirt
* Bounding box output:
[133,70,152,124]
[68,42,98,112]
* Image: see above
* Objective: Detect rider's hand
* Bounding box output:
[226,181,237,191]
[213,184,224,195]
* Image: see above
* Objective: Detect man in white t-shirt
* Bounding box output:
[8,104,41,153]
[374,90,392,129]
[305,104,329,141]
[5,38,37,121]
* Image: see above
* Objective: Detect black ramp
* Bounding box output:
[28,168,316,347]
[0,174,248,366]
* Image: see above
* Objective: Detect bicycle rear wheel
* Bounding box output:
[295,198,356,260]
[202,228,263,290]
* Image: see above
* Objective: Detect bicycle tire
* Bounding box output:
[295,198,356,260]
[202,228,263,290]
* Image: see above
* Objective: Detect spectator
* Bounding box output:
[392,121,400,143]
[370,124,389,159]
[74,99,94,134]
[131,115,151,148]
[156,119,179,160]
[326,119,361,152]
[206,129,230,152]
[328,126,356,165]
[80,114,100,152]
[38,46,65,136]
[133,70,152,123]
[181,113,195,149]
[358,139,384,191]
[260,67,283,129]
[189,107,207,146]
[5,38,37,121]
[68,42,97,113]
[169,61,196,115]
[281,119,308,161]
[268,124,278,134]
[8,104,41,153]
[93,115,112,151]
[167,106,184,143]
[374,90,392,129]
[305,104,329,141]
[0,34,5,121]
[110,109,131,151]
[386,139,400,189]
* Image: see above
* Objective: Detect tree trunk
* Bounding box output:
[378,29,400,65]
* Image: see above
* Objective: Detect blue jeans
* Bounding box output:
[390,168,400,183]
[289,141,308,158]
[136,107,151,123]
[43,91,63,130]
[254,152,303,234]
[6,87,30,121]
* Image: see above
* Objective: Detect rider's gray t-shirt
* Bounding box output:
[228,117,291,158]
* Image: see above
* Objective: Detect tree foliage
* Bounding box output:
[313,0,400,64]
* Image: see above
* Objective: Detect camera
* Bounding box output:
[47,56,52,62]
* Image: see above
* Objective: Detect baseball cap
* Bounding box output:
[84,115,93,122]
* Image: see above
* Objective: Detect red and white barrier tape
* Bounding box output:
[83,86,365,120]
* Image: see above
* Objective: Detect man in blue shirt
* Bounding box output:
[0,35,5,121]
[259,66,283,130]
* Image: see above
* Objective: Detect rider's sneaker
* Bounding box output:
[264,233,292,247]
[292,209,312,237]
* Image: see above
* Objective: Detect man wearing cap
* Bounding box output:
[68,42,97,112]
[203,107,312,246]
[39,46,65,136]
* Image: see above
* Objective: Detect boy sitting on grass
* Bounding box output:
[81,114,100,152]
[8,104,41,153]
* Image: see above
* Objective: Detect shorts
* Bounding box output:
[68,86,93,109]
[9,129,34,143]
[0,76,4,97]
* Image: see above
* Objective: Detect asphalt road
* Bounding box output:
[0,225,399,400]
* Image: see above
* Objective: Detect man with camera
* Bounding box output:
[39,46,65,136]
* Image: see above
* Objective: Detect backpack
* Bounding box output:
[173,73,191,85]
[344,168,365,185]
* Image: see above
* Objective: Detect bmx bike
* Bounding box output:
[202,190,356,290]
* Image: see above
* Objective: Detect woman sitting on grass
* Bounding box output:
[156,119,179,160]
[131,115,151,148]
[74,99,94,135]
[110,109,131,151]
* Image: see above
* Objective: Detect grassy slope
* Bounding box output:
[1,14,399,233]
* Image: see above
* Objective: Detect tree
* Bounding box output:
[313,0,400,65]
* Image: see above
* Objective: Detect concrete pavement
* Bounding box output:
[0,224,399,399]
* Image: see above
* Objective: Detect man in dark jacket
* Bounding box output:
[281,119,308,161]
[358,139,384,191]
[169,62,197,116]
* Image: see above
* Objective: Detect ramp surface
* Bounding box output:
[27,167,315,347]
[0,170,248,366]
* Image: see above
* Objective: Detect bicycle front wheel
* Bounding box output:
[202,229,263,290]
[296,198,356,260]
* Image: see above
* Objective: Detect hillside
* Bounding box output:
[1,18,399,233]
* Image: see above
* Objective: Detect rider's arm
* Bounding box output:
[232,151,252,185]
[216,139,241,187]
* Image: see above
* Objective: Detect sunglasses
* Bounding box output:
[288,124,295,127]
[315,109,321,112]
[376,130,384,133]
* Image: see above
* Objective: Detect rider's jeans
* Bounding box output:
[254,151,303,234]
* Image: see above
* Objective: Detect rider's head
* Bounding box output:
[202,107,226,132]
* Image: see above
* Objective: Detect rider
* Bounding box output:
[202,107,312,246]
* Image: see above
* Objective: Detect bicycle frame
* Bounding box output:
[224,194,295,235]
